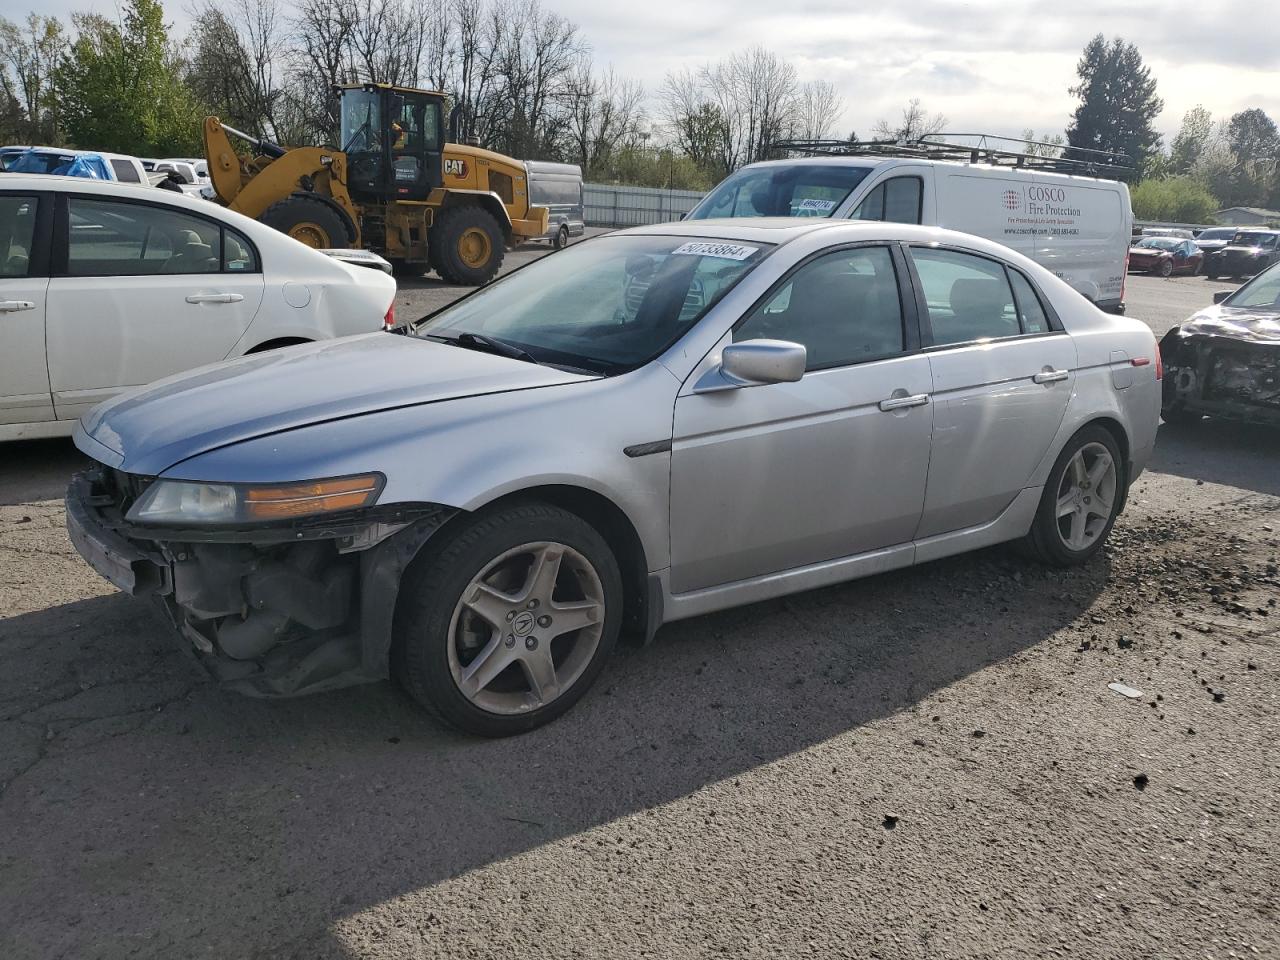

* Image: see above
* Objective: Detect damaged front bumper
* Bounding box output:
[66,467,456,697]
[1161,329,1280,425]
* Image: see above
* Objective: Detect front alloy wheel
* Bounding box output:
[394,502,622,736]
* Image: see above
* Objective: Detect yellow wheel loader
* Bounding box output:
[203,83,550,284]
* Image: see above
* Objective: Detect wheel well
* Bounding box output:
[438,193,513,241]
[443,485,651,640]
[246,337,311,354]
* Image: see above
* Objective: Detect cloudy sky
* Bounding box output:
[13,0,1279,142]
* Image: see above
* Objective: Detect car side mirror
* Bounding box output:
[1213,291,1232,305]
[695,339,807,392]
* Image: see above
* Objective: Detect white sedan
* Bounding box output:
[0,174,396,441]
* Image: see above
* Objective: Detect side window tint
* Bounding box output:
[883,178,922,224]
[223,227,258,272]
[68,199,222,276]
[852,184,884,221]
[1008,269,1050,334]
[911,248,1020,346]
[735,246,904,370]
[0,195,38,277]
[110,159,141,183]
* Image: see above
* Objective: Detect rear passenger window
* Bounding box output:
[851,177,922,224]
[109,159,141,183]
[68,198,222,276]
[0,195,38,277]
[735,246,904,370]
[223,227,258,272]
[911,248,1020,345]
[1008,269,1050,334]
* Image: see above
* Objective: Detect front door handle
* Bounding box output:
[185,293,244,304]
[879,393,930,412]
[0,300,35,312]
[1032,368,1070,385]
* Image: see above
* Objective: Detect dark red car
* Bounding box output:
[1127,237,1204,277]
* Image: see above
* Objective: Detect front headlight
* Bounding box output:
[126,474,384,525]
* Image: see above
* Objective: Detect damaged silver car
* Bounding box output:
[1161,261,1280,426]
[67,220,1161,736]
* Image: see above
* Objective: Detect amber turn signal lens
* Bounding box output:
[243,474,382,520]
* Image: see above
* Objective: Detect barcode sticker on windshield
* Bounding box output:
[671,241,760,261]
[797,198,836,211]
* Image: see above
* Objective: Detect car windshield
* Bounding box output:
[416,235,771,374]
[1232,232,1273,247]
[1199,228,1235,241]
[1137,237,1179,250]
[688,164,872,220]
[1225,264,1280,310]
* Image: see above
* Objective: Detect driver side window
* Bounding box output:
[735,246,905,370]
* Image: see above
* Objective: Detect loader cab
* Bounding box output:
[340,84,445,204]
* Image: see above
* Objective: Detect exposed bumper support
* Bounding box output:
[66,470,457,698]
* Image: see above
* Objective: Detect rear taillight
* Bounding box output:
[1119,249,1129,305]
[383,302,396,331]
[1154,342,1163,381]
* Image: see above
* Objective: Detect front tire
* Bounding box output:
[393,502,623,737]
[1158,259,1174,278]
[1023,425,1124,567]
[260,196,352,249]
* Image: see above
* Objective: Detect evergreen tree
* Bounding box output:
[1066,34,1163,177]
[56,0,201,155]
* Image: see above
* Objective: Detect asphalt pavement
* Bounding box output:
[1,263,1277,960]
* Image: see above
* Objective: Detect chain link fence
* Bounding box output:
[584,183,707,228]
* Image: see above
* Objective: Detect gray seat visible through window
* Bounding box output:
[947,277,1018,341]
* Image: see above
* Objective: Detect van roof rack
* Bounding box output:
[770,133,1133,178]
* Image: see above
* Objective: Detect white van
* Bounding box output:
[687,143,1134,313]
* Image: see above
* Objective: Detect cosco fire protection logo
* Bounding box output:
[1002,189,1021,211]
[444,158,467,177]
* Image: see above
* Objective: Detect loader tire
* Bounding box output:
[431,206,505,285]
[261,196,352,249]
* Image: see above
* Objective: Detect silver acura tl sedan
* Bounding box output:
[66,219,1162,736]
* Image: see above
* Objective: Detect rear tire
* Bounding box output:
[553,225,570,251]
[430,206,505,285]
[392,502,622,737]
[1158,259,1174,278]
[1022,425,1125,567]
[260,196,352,249]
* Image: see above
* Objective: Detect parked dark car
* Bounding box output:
[1128,236,1203,277]
[1161,260,1280,425]
[1204,230,1280,280]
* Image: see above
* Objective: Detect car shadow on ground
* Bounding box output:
[1150,420,1280,496]
[1,542,1108,958]
[0,438,86,507]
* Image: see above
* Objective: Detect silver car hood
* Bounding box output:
[78,333,596,475]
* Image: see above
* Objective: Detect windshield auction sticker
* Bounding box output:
[797,198,837,212]
[672,241,760,261]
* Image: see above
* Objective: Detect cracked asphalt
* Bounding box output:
[2,271,1278,960]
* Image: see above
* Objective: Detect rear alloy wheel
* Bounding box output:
[1023,426,1124,566]
[554,225,570,251]
[394,502,621,736]
[1158,258,1174,278]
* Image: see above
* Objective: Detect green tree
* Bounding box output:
[1130,176,1219,224]
[57,0,202,155]
[1169,106,1213,175]
[1066,35,1163,177]
[0,14,66,144]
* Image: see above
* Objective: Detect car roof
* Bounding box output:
[617,216,1041,260]
[726,154,1124,186]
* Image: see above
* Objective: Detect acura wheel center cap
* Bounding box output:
[512,611,536,637]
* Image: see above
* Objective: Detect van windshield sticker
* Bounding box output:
[672,241,759,261]
[797,198,837,212]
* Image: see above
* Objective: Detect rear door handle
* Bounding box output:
[879,393,930,412]
[1032,369,1069,384]
[0,300,35,312]
[185,293,244,304]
